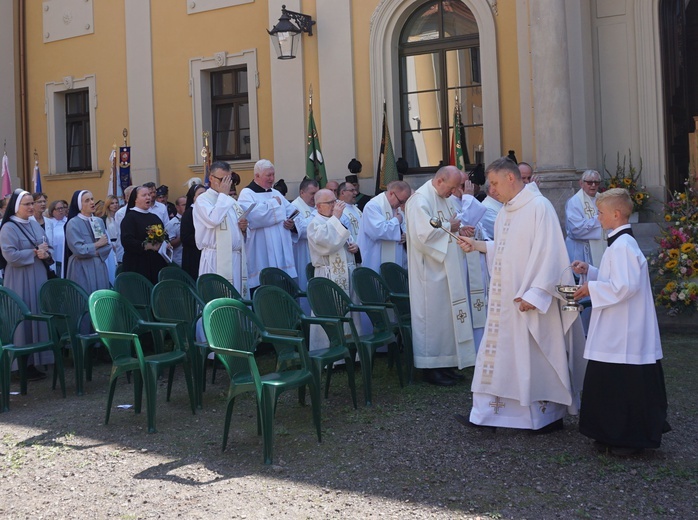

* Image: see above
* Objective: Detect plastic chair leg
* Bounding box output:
[308,378,322,443]
[54,350,66,398]
[389,341,404,388]
[145,363,159,433]
[166,366,176,402]
[345,354,358,409]
[181,360,196,415]
[133,371,143,415]
[261,387,276,465]
[324,365,332,399]
[0,352,10,412]
[105,376,120,425]
[17,355,28,395]
[356,344,373,406]
[221,396,236,452]
[73,339,85,396]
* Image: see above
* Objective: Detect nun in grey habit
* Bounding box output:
[64,190,111,295]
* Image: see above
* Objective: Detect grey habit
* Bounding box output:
[0,218,52,364]
[65,215,111,294]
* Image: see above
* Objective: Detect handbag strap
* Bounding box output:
[9,221,41,248]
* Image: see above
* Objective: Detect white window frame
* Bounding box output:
[189,49,259,172]
[45,74,99,175]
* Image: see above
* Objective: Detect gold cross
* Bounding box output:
[489,397,506,414]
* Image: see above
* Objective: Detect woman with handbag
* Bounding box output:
[0,189,54,380]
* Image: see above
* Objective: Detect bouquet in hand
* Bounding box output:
[143,224,169,246]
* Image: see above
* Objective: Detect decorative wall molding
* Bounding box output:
[43,0,94,43]
[187,0,253,15]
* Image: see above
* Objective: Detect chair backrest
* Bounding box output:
[253,285,303,332]
[152,280,204,344]
[260,267,303,299]
[196,273,244,304]
[88,289,143,360]
[352,267,392,306]
[306,277,352,319]
[39,278,90,340]
[113,272,154,320]
[305,262,314,283]
[0,286,30,346]
[380,262,409,294]
[203,298,263,377]
[158,265,197,289]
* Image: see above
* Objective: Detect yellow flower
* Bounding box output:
[665,281,677,291]
[665,259,678,269]
[156,229,163,237]
[634,193,644,202]
[664,214,672,222]
[669,249,680,259]
[693,260,698,270]
[623,178,632,186]
[680,243,694,254]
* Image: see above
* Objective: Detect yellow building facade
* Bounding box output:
[1,0,693,216]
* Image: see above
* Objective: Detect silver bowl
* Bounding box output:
[555,284,583,312]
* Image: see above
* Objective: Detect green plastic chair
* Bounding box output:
[203,298,321,464]
[352,267,414,385]
[380,262,409,295]
[306,277,401,406]
[88,289,196,433]
[158,265,197,290]
[253,285,357,408]
[259,267,306,300]
[151,280,208,409]
[39,278,102,395]
[0,286,65,412]
[113,272,165,354]
[196,273,252,307]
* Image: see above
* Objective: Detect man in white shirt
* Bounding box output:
[357,180,410,273]
[143,182,170,225]
[238,159,297,289]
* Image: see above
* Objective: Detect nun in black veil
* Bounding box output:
[120,185,168,285]
[180,183,206,280]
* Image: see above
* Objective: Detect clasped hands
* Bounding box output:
[35,242,50,260]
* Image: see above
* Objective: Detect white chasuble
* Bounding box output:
[193,189,248,298]
[470,186,586,430]
[307,214,356,350]
[405,181,476,370]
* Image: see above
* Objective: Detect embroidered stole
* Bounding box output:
[575,189,606,265]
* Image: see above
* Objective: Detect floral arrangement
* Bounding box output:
[143,223,168,246]
[648,181,698,315]
[602,151,650,213]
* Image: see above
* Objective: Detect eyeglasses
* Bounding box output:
[317,200,337,206]
[584,181,601,186]
[392,191,408,205]
[54,206,66,211]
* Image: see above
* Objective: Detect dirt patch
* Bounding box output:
[0,333,695,519]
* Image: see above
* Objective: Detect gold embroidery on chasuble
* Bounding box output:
[480,216,510,385]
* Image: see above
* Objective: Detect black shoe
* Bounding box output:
[609,446,644,457]
[453,413,496,432]
[531,418,564,435]
[25,365,47,382]
[423,368,457,387]
[442,367,465,381]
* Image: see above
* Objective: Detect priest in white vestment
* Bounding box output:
[357,181,410,273]
[306,189,359,350]
[406,166,477,387]
[193,162,249,298]
[338,181,363,255]
[458,158,586,432]
[565,169,606,266]
[291,178,319,301]
[238,159,298,288]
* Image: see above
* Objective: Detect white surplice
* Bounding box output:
[194,189,248,298]
[479,195,503,241]
[357,192,406,272]
[583,225,662,364]
[307,213,355,351]
[238,185,297,287]
[291,196,315,292]
[406,181,476,370]
[565,189,606,266]
[469,186,586,430]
